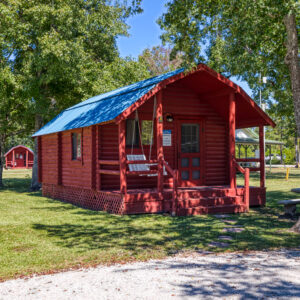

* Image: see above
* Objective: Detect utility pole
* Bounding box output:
[260,74,267,177]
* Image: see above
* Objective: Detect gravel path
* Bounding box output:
[1,250,300,299]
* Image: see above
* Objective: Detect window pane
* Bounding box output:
[72,133,77,160]
[192,157,200,167]
[181,158,189,167]
[77,133,82,158]
[181,124,200,153]
[192,170,200,180]
[141,120,153,145]
[181,170,189,180]
[126,119,139,147]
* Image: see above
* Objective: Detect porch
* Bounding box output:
[95,89,267,216]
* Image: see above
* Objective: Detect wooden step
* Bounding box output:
[177,204,247,216]
[178,189,235,200]
[177,196,243,209]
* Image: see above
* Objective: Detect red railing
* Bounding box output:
[6,160,34,167]
[233,159,250,211]
[98,159,178,215]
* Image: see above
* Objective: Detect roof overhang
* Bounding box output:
[115,64,275,128]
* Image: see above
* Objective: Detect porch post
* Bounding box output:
[12,150,15,169]
[228,92,236,189]
[156,91,164,195]
[259,126,265,188]
[26,150,29,169]
[119,120,127,196]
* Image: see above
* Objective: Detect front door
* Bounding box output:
[178,121,204,186]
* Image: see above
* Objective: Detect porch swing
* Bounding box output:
[127,96,167,176]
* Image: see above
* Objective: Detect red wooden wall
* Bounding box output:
[41,127,93,189]
[40,80,229,190]
[99,81,228,190]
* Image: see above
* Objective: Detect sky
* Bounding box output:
[117,0,252,96]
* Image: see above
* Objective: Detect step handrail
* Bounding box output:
[162,160,178,215]
[233,159,249,211]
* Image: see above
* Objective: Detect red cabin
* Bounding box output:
[5,145,34,169]
[33,65,275,216]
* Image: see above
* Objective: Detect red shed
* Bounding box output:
[33,65,275,216]
[5,145,34,169]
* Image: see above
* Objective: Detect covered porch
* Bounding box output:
[97,89,267,215]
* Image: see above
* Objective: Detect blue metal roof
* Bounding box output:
[33,68,183,137]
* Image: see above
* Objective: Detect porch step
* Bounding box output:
[177,188,238,199]
[177,196,244,209]
[177,204,248,216]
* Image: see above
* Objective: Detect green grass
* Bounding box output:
[0,168,300,281]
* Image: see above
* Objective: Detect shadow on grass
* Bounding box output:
[1,178,32,193]
[32,208,299,255]
[32,215,223,254]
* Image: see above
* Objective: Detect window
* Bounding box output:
[126,119,139,147]
[72,132,82,160]
[141,120,153,145]
[181,124,200,153]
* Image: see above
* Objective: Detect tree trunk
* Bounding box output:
[295,131,299,167]
[31,114,43,191]
[292,217,300,233]
[0,137,3,188]
[284,12,300,135]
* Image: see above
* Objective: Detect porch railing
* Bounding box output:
[98,158,178,215]
[6,160,34,167]
[236,158,265,188]
[233,159,250,211]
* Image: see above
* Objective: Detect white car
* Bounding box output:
[265,154,281,161]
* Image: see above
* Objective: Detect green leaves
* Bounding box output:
[138,45,183,76]
[0,0,147,126]
[159,0,299,118]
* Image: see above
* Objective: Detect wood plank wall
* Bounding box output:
[41,81,228,190]
[41,127,92,188]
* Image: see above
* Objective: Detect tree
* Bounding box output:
[138,45,183,76]
[159,0,299,131]
[159,0,300,226]
[0,65,27,187]
[0,0,143,190]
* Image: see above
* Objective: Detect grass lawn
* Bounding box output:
[0,168,300,281]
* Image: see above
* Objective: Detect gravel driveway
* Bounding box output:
[1,250,300,299]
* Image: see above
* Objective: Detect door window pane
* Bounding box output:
[181,171,189,180]
[192,170,200,180]
[192,157,200,167]
[181,124,199,153]
[181,158,189,167]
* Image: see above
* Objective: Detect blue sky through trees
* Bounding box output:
[117,0,252,96]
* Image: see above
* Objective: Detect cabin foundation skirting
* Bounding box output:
[42,183,124,214]
[250,186,266,207]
